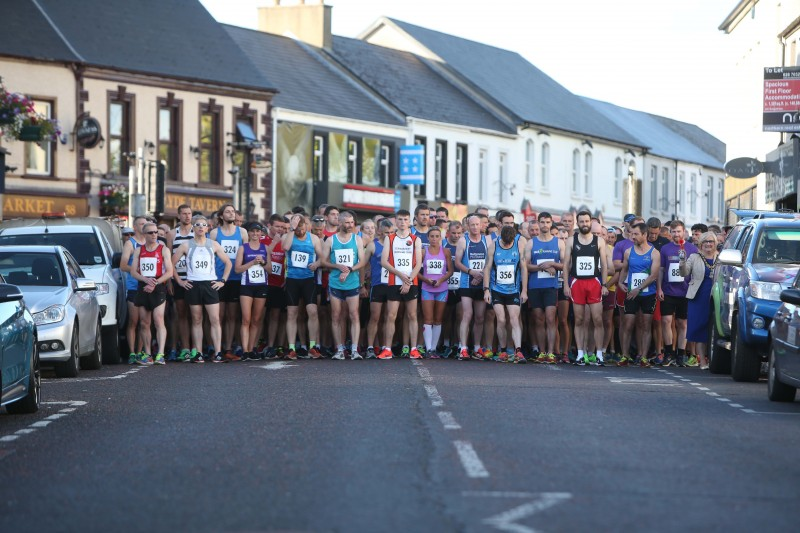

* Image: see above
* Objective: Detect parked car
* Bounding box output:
[0,277,40,414]
[768,276,800,402]
[709,211,800,381]
[0,246,101,378]
[0,215,126,362]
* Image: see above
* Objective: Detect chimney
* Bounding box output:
[258,0,332,50]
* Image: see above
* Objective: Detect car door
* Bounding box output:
[774,274,800,378]
[716,224,747,336]
[0,278,28,400]
[63,251,94,356]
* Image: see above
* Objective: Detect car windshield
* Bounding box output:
[753,228,800,263]
[0,232,104,266]
[0,252,66,287]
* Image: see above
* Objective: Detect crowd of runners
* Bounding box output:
[119,202,725,369]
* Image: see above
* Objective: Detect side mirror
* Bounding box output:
[74,278,97,292]
[717,248,743,266]
[111,252,122,269]
[780,288,800,306]
[0,283,24,303]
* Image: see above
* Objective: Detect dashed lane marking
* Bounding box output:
[0,400,88,456]
[438,411,461,430]
[424,384,444,407]
[481,492,573,533]
[43,367,146,383]
[259,361,298,370]
[454,440,490,478]
[605,377,683,387]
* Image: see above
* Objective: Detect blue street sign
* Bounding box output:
[399,145,425,185]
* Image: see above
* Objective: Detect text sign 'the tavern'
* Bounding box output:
[764,67,800,132]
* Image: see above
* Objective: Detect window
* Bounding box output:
[199,101,222,184]
[313,135,325,183]
[108,89,134,177]
[347,139,359,184]
[690,173,697,215]
[525,139,534,188]
[662,167,670,212]
[361,138,381,186]
[380,144,392,187]
[434,140,447,199]
[499,151,508,203]
[26,99,54,176]
[540,143,550,190]
[414,136,426,197]
[583,151,592,196]
[650,165,658,210]
[571,149,580,195]
[478,149,487,200]
[328,132,347,183]
[614,158,623,203]
[677,171,685,214]
[707,176,714,218]
[455,144,468,203]
[718,178,725,220]
[157,95,181,181]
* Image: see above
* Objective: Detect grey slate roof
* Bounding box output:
[224,26,404,126]
[385,18,642,146]
[583,98,725,169]
[0,0,274,91]
[331,36,515,134]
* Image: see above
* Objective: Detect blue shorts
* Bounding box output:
[329,287,359,301]
[421,289,448,302]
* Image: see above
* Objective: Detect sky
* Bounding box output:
[200,0,743,156]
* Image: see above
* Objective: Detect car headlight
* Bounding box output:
[33,305,66,325]
[749,281,783,301]
[95,283,109,295]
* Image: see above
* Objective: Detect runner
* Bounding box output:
[418,226,453,358]
[562,210,610,366]
[442,221,464,357]
[131,222,174,365]
[171,215,232,363]
[234,222,269,361]
[379,209,424,359]
[411,203,431,248]
[209,204,248,359]
[321,211,366,360]
[167,204,194,361]
[454,215,489,361]
[526,212,564,363]
[483,225,528,363]
[260,214,289,359]
[363,218,395,358]
[619,222,661,367]
[120,215,147,364]
[279,213,324,360]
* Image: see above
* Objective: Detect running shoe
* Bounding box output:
[286,349,298,361]
[483,348,495,361]
[234,345,244,358]
[366,347,376,359]
[401,346,410,358]
[309,347,322,359]
[586,353,597,365]
[377,348,393,360]
[417,345,426,356]
[276,346,285,358]
[166,349,177,362]
[596,355,605,367]
[351,351,364,360]
[213,353,224,363]
[700,363,709,370]
[138,353,154,366]
[154,353,166,365]
[686,355,699,367]
[547,353,557,364]
[177,349,191,362]
[192,350,204,363]
[428,349,441,359]
[471,348,485,361]
[296,348,312,359]
[616,356,630,367]
[536,353,548,364]
[128,352,137,365]
[224,351,242,362]
[514,350,527,364]
[653,353,665,366]
[497,351,509,363]
[332,350,345,360]
[255,341,268,354]
[676,355,687,367]
[574,356,585,366]
[409,348,422,359]
[458,348,470,361]
[663,355,675,367]
[637,356,651,368]
[559,354,570,365]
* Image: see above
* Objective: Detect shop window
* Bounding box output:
[25,99,54,176]
[108,88,134,177]
[199,100,222,184]
[361,137,381,187]
[157,95,181,181]
[456,143,468,203]
[347,139,359,184]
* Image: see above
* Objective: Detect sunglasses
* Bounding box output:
[145,231,159,235]
[703,240,716,244]
[194,222,208,227]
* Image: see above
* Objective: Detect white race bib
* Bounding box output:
[291,250,309,269]
[448,271,461,288]
[631,273,647,290]
[536,258,554,279]
[192,248,214,275]
[497,264,516,285]
[140,257,157,278]
[175,256,187,274]
[335,249,354,268]
[381,267,389,284]
[426,258,444,275]
[668,263,683,283]
[220,239,239,259]
[247,265,267,284]
[395,251,413,278]
[469,259,485,272]
[271,262,283,276]
[576,257,595,275]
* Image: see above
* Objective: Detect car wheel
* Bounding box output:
[101,325,121,364]
[768,345,797,402]
[708,316,731,375]
[80,318,103,370]
[730,314,760,382]
[6,340,41,414]
[55,324,80,378]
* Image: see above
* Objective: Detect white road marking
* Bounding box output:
[454,440,489,478]
[260,361,297,370]
[1,400,88,454]
[411,360,423,366]
[729,403,744,408]
[59,408,76,413]
[705,392,720,397]
[463,491,538,498]
[43,368,145,383]
[482,493,572,533]
[689,382,701,386]
[544,365,562,371]
[742,409,800,415]
[417,366,433,382]
[438,411,461,430]
[15,429,35,435]
[30,421,52,428]
[0,436,19,442]
[424,384,444,407]
[716,398,731,402]
[606,377,682,387]
[697,387,710,391]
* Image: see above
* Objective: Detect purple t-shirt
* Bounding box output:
[613,238,634,263]
[660,241,699,297]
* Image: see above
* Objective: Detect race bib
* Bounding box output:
[426,258,444,275]
[631,273,647,290]
[220,239,239,259]
[576,257,595,275]
[192,249,214,275]
[335,249,354,267]
[668,263,683,283]
[448,271,461,288]
[536,258,554,279]
[291,250,309,268]
[140,257,157,278]
[381,267,389,284]
[271,262,283,276]
[469,259,485,272]
[175,256,187,274]
[247,265,266,284]
[497,264,516,285]
[395,252,413,274]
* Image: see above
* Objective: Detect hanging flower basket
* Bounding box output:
[99,183,129,217]
[19,125,43,142]
[0,80,60,142]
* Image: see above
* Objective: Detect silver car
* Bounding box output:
[0,245,101,378]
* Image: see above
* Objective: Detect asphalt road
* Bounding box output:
[2,357,799,532]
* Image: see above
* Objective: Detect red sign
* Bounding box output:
[763,67,800,132]
[342,184,395,213]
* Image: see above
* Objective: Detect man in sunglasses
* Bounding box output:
[167,204,194,361]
